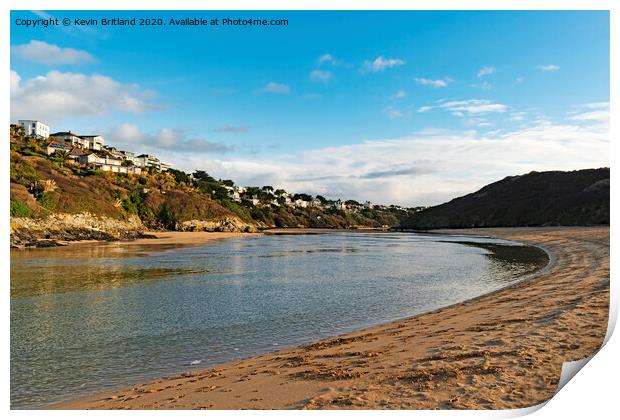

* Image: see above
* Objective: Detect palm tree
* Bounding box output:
[53,150,71,167]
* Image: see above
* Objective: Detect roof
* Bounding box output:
[46,142,71,149]
[50,131,80,137]
[69,148,89,157]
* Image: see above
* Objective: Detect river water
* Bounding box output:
[10,231,548,408]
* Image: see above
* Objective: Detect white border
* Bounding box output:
[2,1,616,419]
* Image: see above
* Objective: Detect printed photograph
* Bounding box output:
[8,9,610,411]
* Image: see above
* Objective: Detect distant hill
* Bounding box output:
[400,168,610,230]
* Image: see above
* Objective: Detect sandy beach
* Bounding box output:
[52,226,610,410]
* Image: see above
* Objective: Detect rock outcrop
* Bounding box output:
[10,213,149,248]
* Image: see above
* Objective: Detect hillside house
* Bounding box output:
[80,135,105,151]
[19,120,50,139]
[50,131,90,149]
[45,142,72,155]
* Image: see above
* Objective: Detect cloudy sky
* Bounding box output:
[10,10,609,206]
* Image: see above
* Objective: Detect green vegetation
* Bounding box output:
[10,201,31,217]
[9,128,418,230]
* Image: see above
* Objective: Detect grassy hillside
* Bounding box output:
[400,168,610,230]
[10,130,415,231]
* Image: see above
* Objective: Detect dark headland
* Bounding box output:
[399,168,609,230]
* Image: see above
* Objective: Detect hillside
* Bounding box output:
[9,130,417,246]
[400,168,610,230]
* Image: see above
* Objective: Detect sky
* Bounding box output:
[10,10,610,206]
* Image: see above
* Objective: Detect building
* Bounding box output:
[80,135,105,151]
[277,195,292,206]
[18,120,49,139]
[50,131,88,148]
[333,199,346,210]
[364,201,373,209]
[294,199,309,208]
[44,142,72,155]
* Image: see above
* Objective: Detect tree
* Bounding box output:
[220,179,235,187]
[169,168,190,185]
[193,170,216,182]
[52,150,71,167]
[316,195,327,203]
[293,193,313,202]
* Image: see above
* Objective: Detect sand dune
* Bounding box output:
[52,227,609,410]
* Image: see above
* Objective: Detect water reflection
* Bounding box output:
[10,232,547,409]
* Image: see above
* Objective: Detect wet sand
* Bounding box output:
[55,231,257,248]
[52,226,609,410]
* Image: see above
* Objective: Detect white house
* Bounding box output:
[294,199,309,208]
[364,201,373,209]
[18,120,49,139]
[50,131,89,149]
[45,142,72,155]
[333,199,347,210]
[80,135,105,151]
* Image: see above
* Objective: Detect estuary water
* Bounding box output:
[10,232,548,408]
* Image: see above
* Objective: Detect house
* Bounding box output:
[310,198,323,208]
[80,135,105,151]
[68,148,89,162]
[50,131,89,149]
[364,201,373,209]
[77,153,106,166]
[250,197,260,206]
[44,142,72,155]
[120,150,135,161]
[224,185,241,202]
[104,146,125,159]
[18,120,49,139]
[294,199,309,208]
[277,195,292,206]
[333,199,346,210]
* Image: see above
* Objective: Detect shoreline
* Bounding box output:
[49,226,609,409]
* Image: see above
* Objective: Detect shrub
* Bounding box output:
[156,205,177,230]
[10,201,31,217]
[38,192,57,211]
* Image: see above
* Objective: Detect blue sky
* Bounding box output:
[10,10,610,205]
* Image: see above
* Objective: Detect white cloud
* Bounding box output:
[538,64,560,71]
[509,112,527,122]
[472,81,494,90]
[361,56,406,73]
[419,99,508,116]
[415,77,452,88]
[383,107,403,119]
[10,70,157,124]
[567,102,609,123]
[261,82,290,94]
[108,123,233,155]
[440,99,507,115]
[581,102,609,109]
[515,76,526,84]
[390,90,406,100]
[12,40,96,65]
[167,117,608,207]
[309,70,332,82]
[477,66,496,78]
[317,53,338,66]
